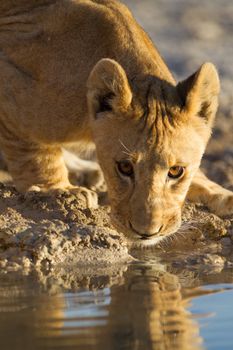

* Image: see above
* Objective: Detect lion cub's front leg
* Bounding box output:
[1,140,98,208]
[187,169,233,216]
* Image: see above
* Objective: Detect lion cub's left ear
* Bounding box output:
[177,62,220,126]
[87,58,132,118]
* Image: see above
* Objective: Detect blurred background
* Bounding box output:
[123,0,233,190]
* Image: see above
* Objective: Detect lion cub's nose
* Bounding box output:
[130,222,163,239]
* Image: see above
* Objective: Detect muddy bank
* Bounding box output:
[0,183,131,273]
[154,203,233,274]
[0,181,232,275]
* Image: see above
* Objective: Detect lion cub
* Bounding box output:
[0,0,232,246]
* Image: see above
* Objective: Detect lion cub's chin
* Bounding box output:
[126,235,166,248]
[126,230,181,248]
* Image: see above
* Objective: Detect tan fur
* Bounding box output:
[0,0,232,246]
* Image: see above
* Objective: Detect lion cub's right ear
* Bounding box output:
[87,59,132,118]
[177,62,220,127]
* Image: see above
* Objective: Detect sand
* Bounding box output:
[0,181,232,275]
[0,183,132,272]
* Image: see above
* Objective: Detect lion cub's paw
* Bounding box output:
[69,186,99,209]
[24,184,98,209]
[208,192,233,217]
[27,185,42,192]
[70,167,105,191]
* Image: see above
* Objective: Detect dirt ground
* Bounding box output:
[0,0,233,275]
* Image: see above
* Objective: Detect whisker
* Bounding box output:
[122,150,132,157]
[119,139,133,157]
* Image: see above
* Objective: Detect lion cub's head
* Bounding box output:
[87,59,219,247]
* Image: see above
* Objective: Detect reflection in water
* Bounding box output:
[105,265,203,350]
[0,263,219,350]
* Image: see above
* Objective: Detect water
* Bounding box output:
[1,256,233,350]
[0,1,232,349]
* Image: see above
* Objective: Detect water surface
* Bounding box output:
[1,254,233,350]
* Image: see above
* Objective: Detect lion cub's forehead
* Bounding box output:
[117,79,204,165]
[121,116,204,169]
[128,80,183,139]
[131,76,182,119]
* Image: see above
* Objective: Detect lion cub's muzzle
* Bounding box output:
[129,221,164,240]
[111,202,182,246]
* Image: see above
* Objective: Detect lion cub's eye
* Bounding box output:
[117,160,134,177]
[168,166,184,179]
